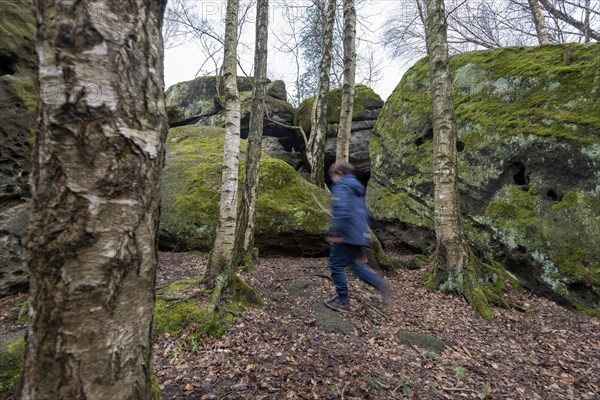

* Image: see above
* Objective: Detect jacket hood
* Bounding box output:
[338,174,365,196]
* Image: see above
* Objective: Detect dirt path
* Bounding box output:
[153,252,600,399]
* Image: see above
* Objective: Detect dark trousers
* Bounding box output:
[328,243,388,303]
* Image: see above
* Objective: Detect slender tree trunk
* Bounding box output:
[19,1,168,398]
[537,0,600,40]
[528,0,551,44]
[235,0,269,262]
[584,0,591,43]
[205,0,241,283]
[424,0,492,319]
[308,0,337,188]
[336,0,356,163]
[416,0,426,28]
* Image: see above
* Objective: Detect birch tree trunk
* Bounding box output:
[336,0,356,163]
[528,0,551,44]
[205,0,241,283]
[424,0,492,319]
[235,0,269,263]
[19,0,168,398]
[308,0,337,188]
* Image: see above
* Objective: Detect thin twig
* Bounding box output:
[313,273,333,282]
[354,296,390,321]
[311,192,332,217]
[440,386,478,393]
[403,339,422,356]
[156,289,206,301]
[218,383,250,399]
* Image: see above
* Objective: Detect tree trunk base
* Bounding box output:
[201,271,263,337]
[424,252,522,320]
[237,248,259,273]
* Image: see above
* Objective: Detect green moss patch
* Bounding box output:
[397,330,453,354]
[0,0,35,66]
[369,43,600,313]
[153,279,204,337]
[159,125,330,255]
[154,275,263,339]
[0,338,25,399]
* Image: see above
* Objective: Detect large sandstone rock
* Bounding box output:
[368,44,600,313]
[0,0,36,201]
[165,77,300,152]
[159,126,330,255]
[261,136,303,169]
[0,202,29,296]
[295,85,384,182]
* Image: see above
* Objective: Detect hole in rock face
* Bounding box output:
[546,189,562,202]
[414,128,433,147]
[0,56,17,75]
[512,163,529,186]
[456,140,465,152]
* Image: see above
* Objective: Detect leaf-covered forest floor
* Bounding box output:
[153,251,600,400]
[1,249,598,399]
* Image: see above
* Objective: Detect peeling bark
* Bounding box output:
[528,0,551,44]
[20,0,168,398]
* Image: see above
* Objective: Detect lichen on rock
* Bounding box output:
[369,43,600,314]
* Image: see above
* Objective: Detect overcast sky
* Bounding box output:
[163,0,417,101]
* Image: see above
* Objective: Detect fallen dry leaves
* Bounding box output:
[1,250,597,399]
[152,251,600,399]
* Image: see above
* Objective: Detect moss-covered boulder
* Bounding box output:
[369,44,600,313]
[295,84,384,135]
[0,0,36,201]
[165,77,300,152]
[159,126,330,255]
[295,85,384,182]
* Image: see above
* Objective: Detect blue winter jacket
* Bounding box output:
[329,174,371,247]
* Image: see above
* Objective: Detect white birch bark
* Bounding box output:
[206,0,241,281]
[336,0,356,163]
[20,0,168,398]
[308,0,337,188]
[236,0,269,258]
[424,0,471,279]
[528,0,551,44]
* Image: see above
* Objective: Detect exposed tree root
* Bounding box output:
[156,289,207,301]
[200,270,263,337]
[425,251,523,320]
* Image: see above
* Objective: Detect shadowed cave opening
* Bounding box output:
[0,56,17,76]
[546,189,563,202]
[414,128,433,147]
[512,163,529,186]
